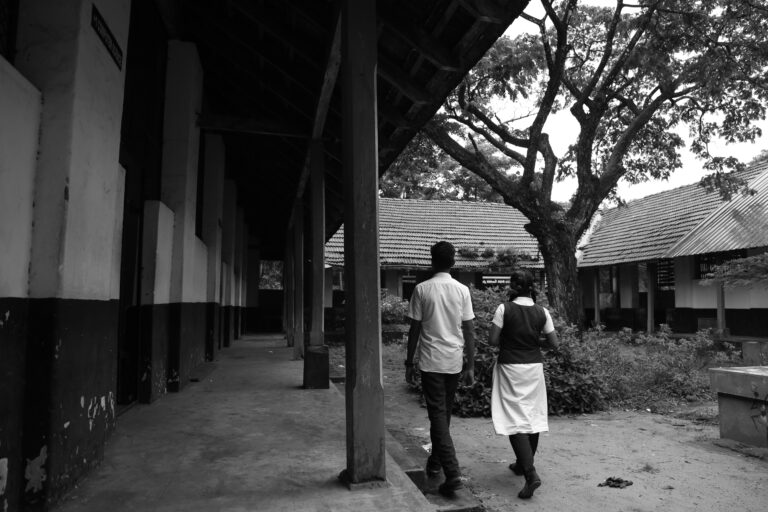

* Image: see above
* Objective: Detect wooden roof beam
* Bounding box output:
[197,114,311,139]
[378,55,432,105]
[229,0,322,70]
[378,9,461,71]
[458,0,510,24]
[293,12,342,210]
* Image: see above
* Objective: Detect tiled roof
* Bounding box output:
[579,164,767,267]
[325,198,541,269]
[666,163,768,257]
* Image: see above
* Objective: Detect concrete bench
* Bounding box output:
[710,366,768,448]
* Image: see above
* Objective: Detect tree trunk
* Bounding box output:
[532,224,584,327]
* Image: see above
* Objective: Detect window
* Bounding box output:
[656,258,675,290]
[694,250,746,279]
[0,0,18,62]
[258,261,283,290]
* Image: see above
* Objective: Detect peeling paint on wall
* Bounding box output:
[0,457,8,496]
[24,446,47,493]
[0,310,9,327]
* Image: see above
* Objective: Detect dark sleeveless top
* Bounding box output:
[497,301,547,364]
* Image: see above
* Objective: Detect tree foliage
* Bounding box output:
[422,0,768,323]
[381,133,504,202]
[703,252,768,287]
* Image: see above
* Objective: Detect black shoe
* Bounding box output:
[508,462,524,475]
[438,476,463,497]
[518,469,541,500]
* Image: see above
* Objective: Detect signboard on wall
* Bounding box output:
[91,4,123,70]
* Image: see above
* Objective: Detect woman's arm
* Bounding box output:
[489,324,501,346]
[542,330,559,350]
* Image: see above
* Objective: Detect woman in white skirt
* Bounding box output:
[488,270,558,499]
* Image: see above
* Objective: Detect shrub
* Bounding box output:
[381,292,409,325]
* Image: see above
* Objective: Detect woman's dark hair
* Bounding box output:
[508,269,535,300]
[431,241,455,271]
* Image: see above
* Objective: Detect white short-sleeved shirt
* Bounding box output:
[407,272,475,374]
[491,297,555,334]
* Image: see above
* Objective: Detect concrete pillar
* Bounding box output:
[234,208,244,340]
[716,281,728,336]
[246,245,261,333]
[593,269,601,327]
[161,41,203,304]
[139,200,174,401]
[340,0,386,486]
[304,140,329,389]
[221,180,237,346]
[0,48,42,512]
[13,0,130,505]
[202,134,225,359]
[647,262,657,333]
[160,40,207,391]
[284,235,295,347]
[292,202,305,360]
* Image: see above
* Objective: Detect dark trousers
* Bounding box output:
[421,371,461,478]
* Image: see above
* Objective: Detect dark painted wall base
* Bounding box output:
[138,303,171,403]
[22,298,119,510]
[670,308,768,336]
[206,302,220,361]
[0,298,30,512]
[167,302,208,393]
[303,344,330,389]
[222,306,234,347]
[586,307,768,336]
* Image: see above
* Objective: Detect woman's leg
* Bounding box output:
[508,433,539,475]
[509,434,541,499]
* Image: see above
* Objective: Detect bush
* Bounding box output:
[381,292,409,325]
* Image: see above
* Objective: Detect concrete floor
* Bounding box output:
[55,335,434,512]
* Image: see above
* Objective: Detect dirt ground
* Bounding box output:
[332,343,768,512]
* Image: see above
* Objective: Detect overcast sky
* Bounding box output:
[501,0,767,203]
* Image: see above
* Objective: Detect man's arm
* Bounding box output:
[461,319,475,385]
[405,318,421,384]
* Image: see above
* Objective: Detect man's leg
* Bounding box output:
[421,371,460,479]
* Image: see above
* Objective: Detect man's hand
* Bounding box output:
[462,366,475,386]
[405,365,417,385]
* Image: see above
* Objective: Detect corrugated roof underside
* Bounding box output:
[325,198,540,268]
[579,165,767,267]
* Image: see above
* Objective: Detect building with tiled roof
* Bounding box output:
[325,198,542,298]
[578,162,768,336]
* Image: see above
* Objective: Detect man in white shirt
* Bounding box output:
[405,241,475,496]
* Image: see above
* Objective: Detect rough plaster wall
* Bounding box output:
[0,59,41,298]
[141,201,174,306]
[109,167,126,300]
[203,134,225,304]
[161,41,204,305]
[16,0,130,300]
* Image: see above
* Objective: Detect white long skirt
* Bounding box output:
[491,362,549,435]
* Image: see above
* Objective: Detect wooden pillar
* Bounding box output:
[716,281,728,336]
[284,235,295,346]
[593,268,601,327]
[647,262,657,333]
[340,0,386,487]
[304,140,329,388]
[292,202,305,359]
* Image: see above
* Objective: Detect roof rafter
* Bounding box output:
[378,9,461,72]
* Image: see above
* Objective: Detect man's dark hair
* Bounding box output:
[509,269,535,300]
[431,241,455,271]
